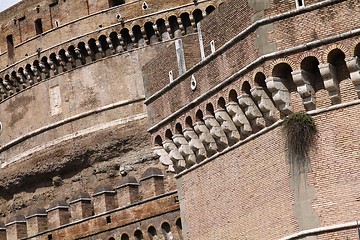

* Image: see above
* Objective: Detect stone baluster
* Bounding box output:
[92,184,117,215]
[172,134,197,167]
[345,56,360,98]
[163,21,172,41]
[291,69,316,110]
[250,86,280,121]
[1,79,14,96]
[141,29,149,46]
[69,192,93,221]
[162,139,186,173]
[56,55,67,73]
[129,31,137,48]
[39,62,50,79]
[115,176,140,207]
[23,68,34,85]
[193,121,217,156]
[139,168,165,199]
[318,63,341,104]
[203,114,228,150]
[265,77,293,114]
[95,41,105,59]
[178,18,185,36]
[10,74,21,91]
[48,58,59,76]
[182,127,207,162]
[7,75,19,92]
[17,71,27,89]
[116,35,125,52]
[152,24,161,43]
[74,47,85,66]
[237,93,265,129]
[214,109,241,145]
[65,51,75,69]
[153,145,175,172]
[0,82,7,100]
[26,208,48,236]
[85,43,95,63]
[106,37,115,56]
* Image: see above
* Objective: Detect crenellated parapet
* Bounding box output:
[1,167,180,240]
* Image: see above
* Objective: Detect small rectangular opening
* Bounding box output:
[6,35,14,58]
[106,216,111,224]
[35,19,43,35]
[168,70,174,82]
[47,234,53,240]
[210,40,216,53]
[109,0,125,7]
[296,0,305,8]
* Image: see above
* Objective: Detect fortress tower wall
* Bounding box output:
[0,0,223,229]
[0,168,182,240]
[142,0,360,239]
[144,0,359,127]
[176,105,360,239]
[0,0,219,68]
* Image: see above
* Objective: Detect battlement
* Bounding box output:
[0,0,359,239]
[0,167,181,240]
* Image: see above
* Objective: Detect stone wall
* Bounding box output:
[1,167,182,240]
[144,0,359,127]
[177,104,360,239]
[0,0,221,235]
[0,0,220,68]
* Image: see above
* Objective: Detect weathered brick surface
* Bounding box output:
[143,34,200,98]
[0,0,219,69]
[29,192,180,240]
[177,103,360,239]
[268,1,360,51]
[145,0,360,128]
[178,126,298,240]
[143,41,178,98]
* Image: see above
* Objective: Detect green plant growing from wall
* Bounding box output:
[283,112,317,172]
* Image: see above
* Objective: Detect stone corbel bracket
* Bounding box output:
[318,63,341,104]
[292,69,316,110]
[346,56,360,98]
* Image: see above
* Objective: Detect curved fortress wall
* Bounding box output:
[0,0,222,238]
[143,0,360,239]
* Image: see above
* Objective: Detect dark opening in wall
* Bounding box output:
[296,0,304,7]
[121,234,130,240]
[49,0,58,7]
[35,19,43,35]
[6,35,14,58]
[205,5,215,15]
[106,216,111,223]
[109,0,125,7]
[134,230,144,240]
[48,234,53,240]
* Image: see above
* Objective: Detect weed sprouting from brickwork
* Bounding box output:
[283,112,317,172]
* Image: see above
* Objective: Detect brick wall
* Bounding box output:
[178,126,298,239]
[145,0,360,129]
[177,103,360,239]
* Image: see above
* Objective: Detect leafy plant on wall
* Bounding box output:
[283,112,317,173]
